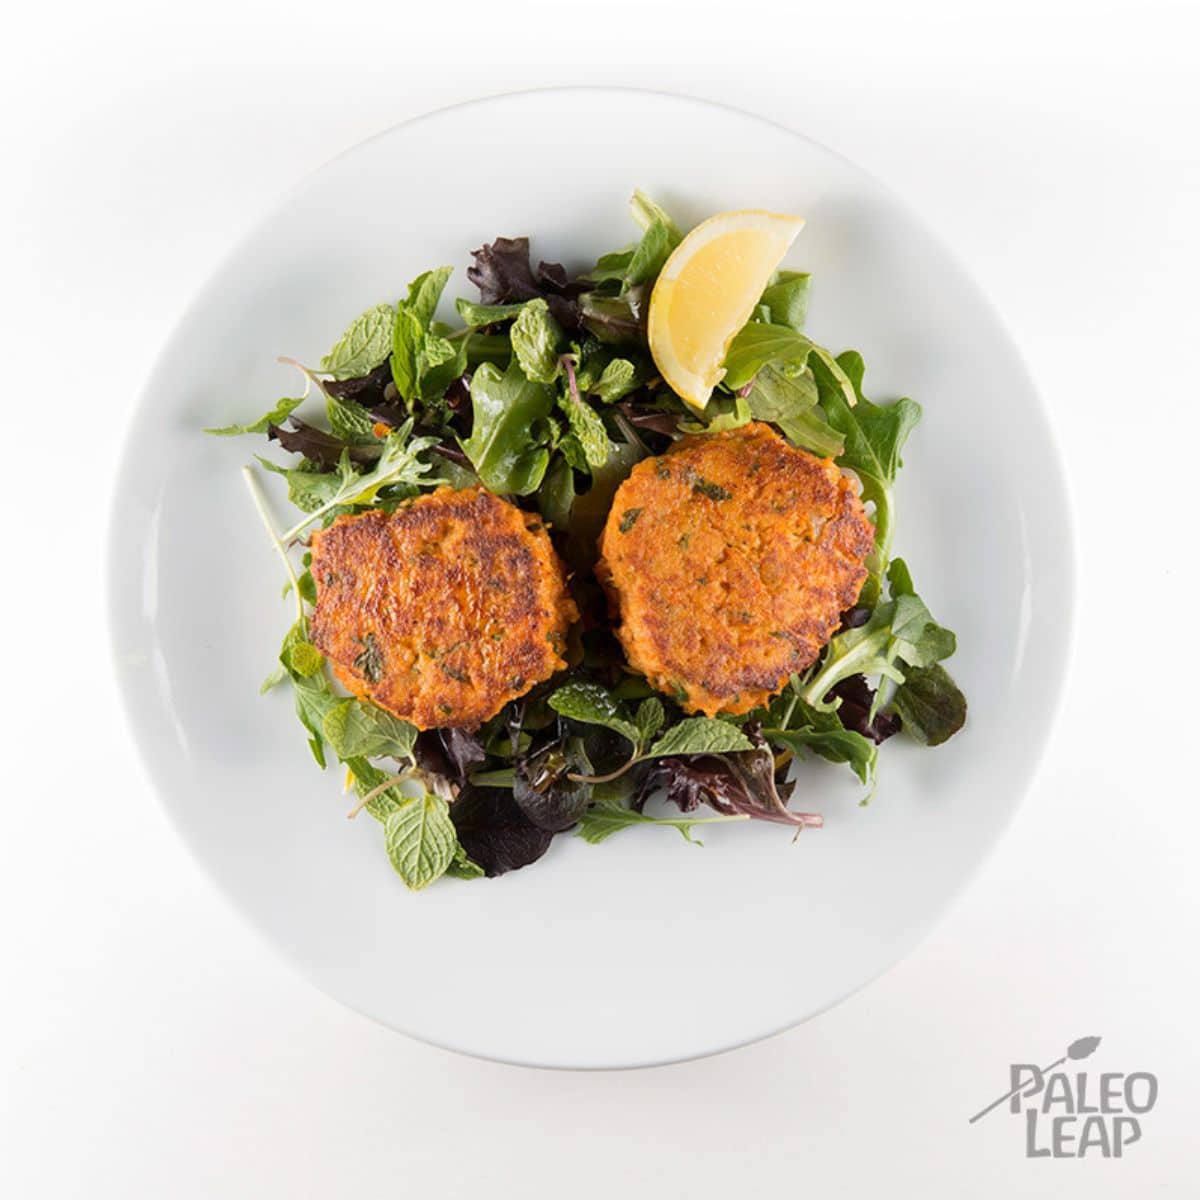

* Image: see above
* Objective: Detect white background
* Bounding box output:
[3,1,1198,1195]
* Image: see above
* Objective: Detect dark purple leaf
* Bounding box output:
[449,785,555,877]
[267,419,380,469]
[826,675,901,744]
[323,360,394,406]
[632,744,822,829]
[512,741,592,832]
[467,236,583,329]
[413,728,487,788]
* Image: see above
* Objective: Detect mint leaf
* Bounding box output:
[325,395,377,443]
[461,361,554,494]
[558,389,609,469]
[321,304,395,381]
[575,798,744,845]
[634,698,666,746]
[722,322,814,390]
[390,306,424,401]
[205,396,304,436]
[548,680,640,747]
[285,640,324,678]
[511,299,564,384]
[760,271,811,331]
[383,793,457,890]
[646,717,754,758]
[322,699,418,761]
[404,267,452,327]
[590,357,640,403]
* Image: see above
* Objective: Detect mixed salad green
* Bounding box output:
[210,192,967,890]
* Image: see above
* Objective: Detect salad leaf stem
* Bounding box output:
[242,465,305,626]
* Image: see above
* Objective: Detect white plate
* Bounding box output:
[108,89,1073,1068]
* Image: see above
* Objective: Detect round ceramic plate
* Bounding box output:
[109,89,1072,1068]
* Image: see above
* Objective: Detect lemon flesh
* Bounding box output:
[647,210,805,410]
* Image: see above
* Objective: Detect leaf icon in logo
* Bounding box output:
[1067,1036,1101,1060]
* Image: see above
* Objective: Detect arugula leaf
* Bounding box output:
[811,350,922,596]
[722,322,813,390]
[321,304,395,381]
[206,396,304,436]
[461,361,554,494]
[277,422,439,540]
[646,717,754,758]
[548,680,640,747]
[511,298,564,384]
[889,663,968,746]
[764,696,878,786]
[760,271,811,331]
[575,798,745,845]
[383,793,457,891]
[322,699,418,761]
[801,559,957,711]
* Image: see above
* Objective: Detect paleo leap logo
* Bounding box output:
[969,1036,1157,1157]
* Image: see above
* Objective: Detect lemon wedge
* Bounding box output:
[647,208,805,410]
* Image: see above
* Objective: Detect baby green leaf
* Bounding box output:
[461,361,554,494]
[646,717,755,758]
[623,191,683,289]
[548,680,641,747]
[455,297,527,326]
[205,396,304,436]
[511,298,564,384]
[759,270,811,332]
[321,304,395,380]
[322,699,418,761]
[575,798,746,845]
[722,322,814,390]
[383,793,457,890]
[745,365,844,457]
[444,844,486,880]
[889,662,967,746]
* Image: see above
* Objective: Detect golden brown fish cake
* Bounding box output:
[596,422,873,716]
[309,486,577,730]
